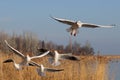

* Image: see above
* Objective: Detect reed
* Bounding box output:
[0,53,118,80]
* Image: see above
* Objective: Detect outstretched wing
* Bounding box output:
[4,40,25,58]
[82,23,114,28]
[37,48,54,57]
[45,68,64,72]
[54,50,79,61]
[51,16,75,25]
[60,54,80,61]
[29,61,41,67]
[30,51,50,59]
[3,59,14,63]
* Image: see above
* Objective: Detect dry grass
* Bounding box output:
[0,53,120,80]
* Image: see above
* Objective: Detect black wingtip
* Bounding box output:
[28,63,36,66]
[69,56,80,61]
[37,48,48,53]
[3,59,13,63]
[4,40,8,44]
[59,69,64,71]
[49,14,54,19]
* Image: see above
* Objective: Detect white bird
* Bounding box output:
[29,62,64,76]
[51,16,114,36]
[4,40,50,69]
[48,50,79,66]
[3,59,33,70]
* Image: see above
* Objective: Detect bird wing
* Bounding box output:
[45,68,64,72]
[3,59,14,63]
[51,16,75,25]
[37,48,48,53]
[48,52,55,57]
[30,51,50,59]
[37,48,54,57]
[60,54,79,61]
[82,23,114,28]
[4,40,25,58]
[28,61,40,67]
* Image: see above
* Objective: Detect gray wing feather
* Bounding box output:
[82,23,100,28]
[3,59,14,63]
[4,40,25,58]
[29,61,40,67]
[60,54,79,61]
[51,16,75,25]
[82,23,114,28]
[45,68,64,72]
[30,51,50,59]
[37,48,54,57]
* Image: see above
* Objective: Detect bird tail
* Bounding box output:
[52,62,61,66]
[36,68,46,76]
[66,28,79,36]
[48,58,61,66]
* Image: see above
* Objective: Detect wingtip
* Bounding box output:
[110,24,117,27]
[4,40,9,46]
[3,59,13,63]
[4,40,7,44]
[59,69,64,71]
[49,15,55,19]
[107,24,117,28]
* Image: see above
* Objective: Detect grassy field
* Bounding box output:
[0,52,120,80]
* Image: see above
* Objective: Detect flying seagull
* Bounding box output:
[29,62,64,76]
[51,16,114,36]
[48,50,79,66]
[4,40,50,69]
[37,48,79,66]
[3,59,34,70]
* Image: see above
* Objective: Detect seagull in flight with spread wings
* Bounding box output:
[3,59,34,70]
[37,48,79,66]
[51,16,115,36]
[4,40,50,70]
[29,62,64,76]
[48,50,80,66]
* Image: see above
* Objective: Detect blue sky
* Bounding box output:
[0,0,120,54]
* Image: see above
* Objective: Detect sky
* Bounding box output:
[0,0,120,54]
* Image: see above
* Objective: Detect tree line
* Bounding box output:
[0,31,94,55]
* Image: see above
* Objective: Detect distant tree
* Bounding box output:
[0,31,9,53]
[72,41,81,54]
[0,31,95,56]
[80,41,94,55]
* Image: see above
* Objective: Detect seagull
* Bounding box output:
[3,59,34,70]
[48,50,79,66]
[51,16,114,36]
[29,62,64,76]
[37,48,79,66]
[4,40,50,69]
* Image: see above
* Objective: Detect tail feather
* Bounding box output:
[48,58,61,66]
[36,68,46,76]
[52,61,61,66]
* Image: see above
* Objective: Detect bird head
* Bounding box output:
[40,64,44,71]
[76,21,82,26]
[26,55,31,61]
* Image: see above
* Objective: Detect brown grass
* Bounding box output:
[0,53,120,80]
